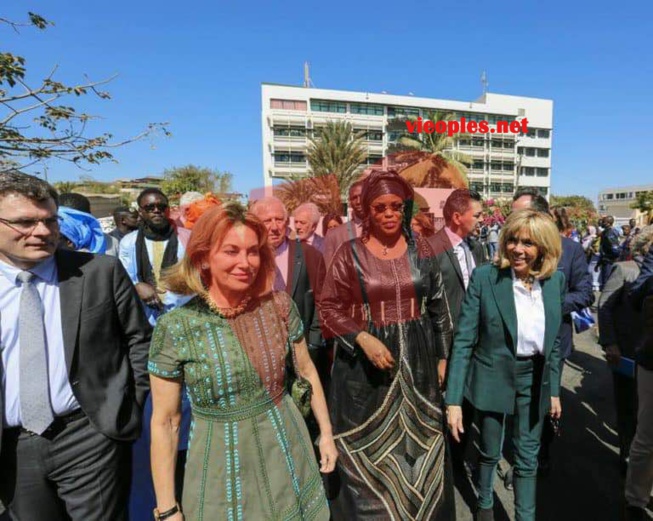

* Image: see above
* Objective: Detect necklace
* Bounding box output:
[202,293,252,318]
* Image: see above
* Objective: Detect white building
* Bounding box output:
[261,83,553,199]
[598,184,653,227]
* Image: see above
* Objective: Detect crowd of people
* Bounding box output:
[0,169,652,521]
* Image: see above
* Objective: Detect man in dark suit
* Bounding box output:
[250,197,324,355]
[512,188,594,471]
[428,189,485,475]
[0,171,151,520]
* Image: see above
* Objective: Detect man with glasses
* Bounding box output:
[0,171,151,520]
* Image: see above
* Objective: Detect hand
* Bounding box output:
[550,396,562,419]
[135,282,163,309]
[357,333,395,371]
[446,405,464,443]
[605,344,621,367]
[437,359,447,390]
[318,434,338,473]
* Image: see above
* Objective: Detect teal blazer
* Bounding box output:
[445,264,566,416]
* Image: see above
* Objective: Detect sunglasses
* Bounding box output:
[371,202,404,214]
[140,203,169,212]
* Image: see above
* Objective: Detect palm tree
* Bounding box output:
[306,121,367,198]
[387,110,472,187]
[274,174,342,216]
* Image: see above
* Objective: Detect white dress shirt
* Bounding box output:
[444,226,476,289]
[0,257,79,427]
[512,271,546,357]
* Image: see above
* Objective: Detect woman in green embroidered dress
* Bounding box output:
[148,202,337,521]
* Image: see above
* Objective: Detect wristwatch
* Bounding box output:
[153,503,181,520]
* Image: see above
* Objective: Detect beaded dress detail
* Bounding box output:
[149,291,329,520]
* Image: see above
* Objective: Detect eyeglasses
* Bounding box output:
[140,203,169,212]
[0,216,59,236]
[371,202,404,214]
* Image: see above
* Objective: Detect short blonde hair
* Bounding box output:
[496,209,562,279]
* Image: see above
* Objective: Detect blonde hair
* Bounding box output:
[161,202,274,297]
[495,209,562,279]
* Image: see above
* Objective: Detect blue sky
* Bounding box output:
[3,0,652,203]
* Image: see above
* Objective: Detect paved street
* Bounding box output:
[453,325,649,521]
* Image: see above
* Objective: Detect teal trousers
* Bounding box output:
[476,356,546,521]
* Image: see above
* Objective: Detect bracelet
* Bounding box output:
[153,503,181,520]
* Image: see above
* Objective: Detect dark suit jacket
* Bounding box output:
[1,250,152,453]
[308,233,325,254]
[284,239,325,348]
[598,260,643,358]
[557,237,595,359]
[427,227,487,329]
[631,248,653,309]
[445,265,565,416]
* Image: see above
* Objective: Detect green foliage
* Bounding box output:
[551,194,599,230]
[76,175,120,194]
[53,181,77,193]
[306,121,367,198]
[631,191,653,212]
[0,12,169,173]
[160,165,233,198]
[386,110,472,184]
[631,191,653,223]
[550,195,596,212]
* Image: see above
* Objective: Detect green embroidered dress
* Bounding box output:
[149,292,329,521]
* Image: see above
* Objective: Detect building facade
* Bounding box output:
[261,84,553,199]
[598,184,653,227]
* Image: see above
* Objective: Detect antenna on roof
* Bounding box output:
[481,71,489,95]
[303,62,314,88]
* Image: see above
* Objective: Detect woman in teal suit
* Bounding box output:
[446,209,565,521]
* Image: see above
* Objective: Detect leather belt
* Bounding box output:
[4,408,85,436]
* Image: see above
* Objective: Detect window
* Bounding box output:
[527,128,537,138]
[521,167,535,176]
[366,155,383,165]
[502,183,514,193]
[490,162,502,171]
[490,182,502,192]
[350,103,384,116]
[473,160,484,169]
[525,148,536,157]
[538,187,548,196]
[274,153,305,164]
[273,126,307,137]
[605,193,614,200]
[536,168,548,177]
[270,99,307,111]
[472,138,485,148]
[537,149,550,158]
[387,106,420,118]
[470,182,485,193]
[491,140,503,148]
[354,129,383,141]
[503,163,514,171]
[310,99,346,113]
[459,138,471,147]
[537,129,550,139]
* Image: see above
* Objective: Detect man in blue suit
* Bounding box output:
[511,189,594,472]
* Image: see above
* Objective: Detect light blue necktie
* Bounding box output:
[18,271,54,434]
